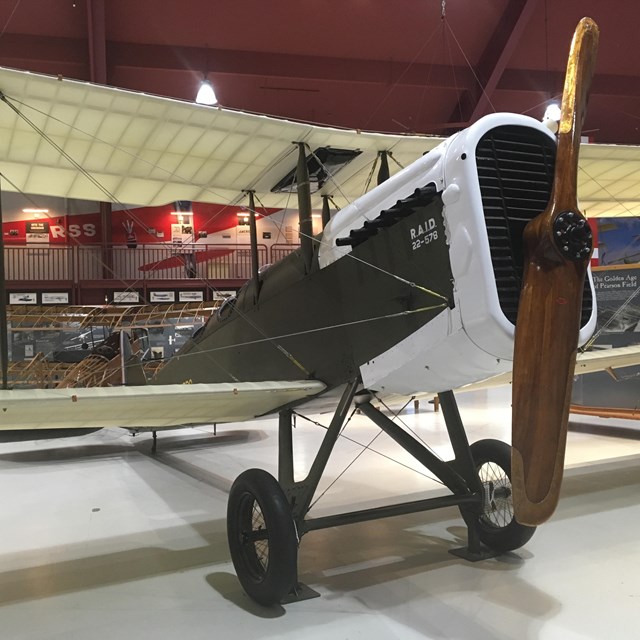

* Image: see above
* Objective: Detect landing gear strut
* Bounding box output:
[226,380,535,606]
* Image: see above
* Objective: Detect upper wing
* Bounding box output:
[0,66,441,209]
[1,67,639,215]
[578,143,640,218]
[0,380,326,430]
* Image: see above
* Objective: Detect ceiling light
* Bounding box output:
[542,103,562,133]
[196,79,217,106]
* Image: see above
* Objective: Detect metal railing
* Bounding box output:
[5,245,74,282]
[4,243,279,284]
[270,244,300,263]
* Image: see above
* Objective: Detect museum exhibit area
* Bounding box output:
[0,3,640,638]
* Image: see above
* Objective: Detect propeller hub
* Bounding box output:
[553,211,592,261]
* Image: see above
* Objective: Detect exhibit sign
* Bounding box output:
[179,290,204,302]
[573,265,640,408]
[150,291,176,302]
[9,292,37,304]
[113,291,140,304]
[25,221,50,244]
[42,292,69,304]
[591,266,640,334]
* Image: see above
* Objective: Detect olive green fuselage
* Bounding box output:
[155,191,453,393]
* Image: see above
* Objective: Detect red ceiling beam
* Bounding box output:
[2,30,638,105]
[463,0,541,123]
[499,69,640,99]
[0,34,475,90]
[111,43,480,90]
[87,0,107,84]
[0,34,87,77]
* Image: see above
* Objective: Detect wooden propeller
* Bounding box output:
[511,17,599,526]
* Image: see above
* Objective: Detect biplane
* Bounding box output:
[0,17,639,606]
[6,301,219,381]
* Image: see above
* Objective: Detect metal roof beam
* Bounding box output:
[87,0,107,84]
[0,34,475,90]
[452,0,541,124]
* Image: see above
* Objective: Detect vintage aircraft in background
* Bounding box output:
[0,16,637,606]
[2,301,220,440]
[6,301,219,382]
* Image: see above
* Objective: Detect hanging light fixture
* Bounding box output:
[542,102,561,133]
[196,78,217,105]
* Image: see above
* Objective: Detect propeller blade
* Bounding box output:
[511,17,599,526]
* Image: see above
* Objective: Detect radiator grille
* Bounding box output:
[475,125,593,326]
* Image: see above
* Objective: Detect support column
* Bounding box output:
[89,1,111,298]
[0,178,8,389]
[100,201,113,281]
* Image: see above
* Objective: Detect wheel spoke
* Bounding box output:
[227,468,299,606]
[478,460,514,529]
[248,500,269,571]
[467,440,536,553]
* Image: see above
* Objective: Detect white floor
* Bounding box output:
[1,387,640,639]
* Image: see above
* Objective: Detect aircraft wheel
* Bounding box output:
[227,468,298,606]
[469,439,536,552]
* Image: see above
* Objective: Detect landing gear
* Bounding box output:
[227,468,298,606]
[469,439,536,552]
[226,384,537,606]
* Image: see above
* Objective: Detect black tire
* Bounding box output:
[469,439,536,553]
[227,468,298,606]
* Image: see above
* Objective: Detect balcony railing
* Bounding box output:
[3,243,303,283]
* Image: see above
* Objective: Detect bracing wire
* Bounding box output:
[361,153,379,196]
[295,397,446,512]
[376,395,443,462]
[297,227,450,303]
[1,91,298,256]
[0,0,22,40]
[155,303,446,364]
[387,151,405,171]
[443,21,497,116]
[0,84,451,375]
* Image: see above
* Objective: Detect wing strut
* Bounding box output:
[295,142,314,273]
[377,151,390,185]
[321,195,332,229]
[511,17,599,525]
[246,190,262,303]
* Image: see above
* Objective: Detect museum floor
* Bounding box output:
[1,386,639,639]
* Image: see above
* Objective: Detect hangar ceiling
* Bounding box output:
[1,0,639,146]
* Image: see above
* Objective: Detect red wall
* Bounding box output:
[2,202,278,245]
